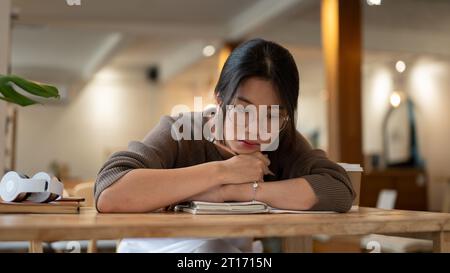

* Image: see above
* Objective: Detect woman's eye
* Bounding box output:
[233,106,250,113]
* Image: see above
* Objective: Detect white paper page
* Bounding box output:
[268,207,336,214]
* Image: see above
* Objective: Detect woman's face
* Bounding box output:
[221,77,286,154]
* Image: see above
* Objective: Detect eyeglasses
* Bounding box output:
[226,103,290,133]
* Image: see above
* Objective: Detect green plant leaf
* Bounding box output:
[7,75,59,98]
[0,96,17,104]
[40,84,60,98]
[0,83,38,106]
[0,74,60,107]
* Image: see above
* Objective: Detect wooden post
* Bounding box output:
[88,240,98,253]
[0,0,11,173]
[282,236,313,253]
[29,240,43,253]
[217,41,241,74]
[214,41,241,103]
[433,231,450,253]
[321,0,363,164]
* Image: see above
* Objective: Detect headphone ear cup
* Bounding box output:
[25,172,52,203]
[26,172,63,203]
[0,171,30,202]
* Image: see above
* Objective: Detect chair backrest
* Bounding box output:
[376,189,398,209]
[73,182,95,207]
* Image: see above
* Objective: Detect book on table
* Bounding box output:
[0,197,84,214]
[174,201,335,215]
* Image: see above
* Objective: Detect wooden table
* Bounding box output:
[1,207,450,253]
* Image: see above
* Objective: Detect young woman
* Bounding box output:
[95,38,355,253]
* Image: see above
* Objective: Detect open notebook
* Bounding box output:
[174,201,335,215]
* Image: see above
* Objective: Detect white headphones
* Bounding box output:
[0,171,63,203]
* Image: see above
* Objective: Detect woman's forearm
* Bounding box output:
[223,178,318,210]
[97,161,222,212]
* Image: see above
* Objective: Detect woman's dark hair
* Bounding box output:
[214,38,300,149]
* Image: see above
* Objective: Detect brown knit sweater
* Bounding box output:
[94,112,355,212]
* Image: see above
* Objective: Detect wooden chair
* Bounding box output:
[359,189,433,253]
[73,181,95,207]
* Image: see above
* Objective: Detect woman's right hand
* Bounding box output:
[217,152,272,185]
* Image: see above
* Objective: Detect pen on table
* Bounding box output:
[212,140,275,176]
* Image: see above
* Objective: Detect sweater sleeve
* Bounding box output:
[284,133,356,213]
[94,115,179,208]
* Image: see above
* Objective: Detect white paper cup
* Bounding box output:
[338,163,363,211]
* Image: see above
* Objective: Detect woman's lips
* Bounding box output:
[238,140,261,147]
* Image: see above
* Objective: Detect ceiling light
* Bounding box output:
[390,92,402,108]
[202,45,216,57]
[395,60,406,73]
